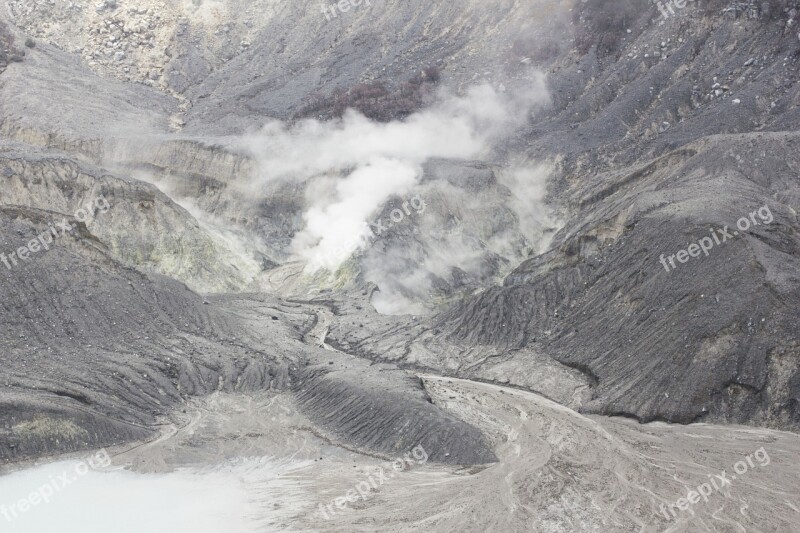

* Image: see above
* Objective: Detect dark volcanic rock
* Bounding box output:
[295,361,497,465]
[440,133,800,428]
[0,207,291,462]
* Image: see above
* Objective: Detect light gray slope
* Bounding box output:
[0,205,291,462]
[0,39,175,152]
[0,142,260,292]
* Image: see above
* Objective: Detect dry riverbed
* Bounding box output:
[4,374,795,532]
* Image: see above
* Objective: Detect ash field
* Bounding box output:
[0,0,800,532]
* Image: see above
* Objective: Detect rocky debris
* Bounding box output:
[5,0,266,95]
[0,19,24,75]
[294,67,442,122]
[6,0,168,85]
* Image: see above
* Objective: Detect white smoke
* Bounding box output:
[290,157,419,271]
[243,79,551,275]
[497,163,560,254]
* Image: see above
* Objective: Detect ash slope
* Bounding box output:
[439,132,800,426]
[321,2,800,430]
[434,2,800,428]
[0,159,495,465]
[0,228,496,467]
[0,0,799,468]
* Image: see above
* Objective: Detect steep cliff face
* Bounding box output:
[517,0,800,169]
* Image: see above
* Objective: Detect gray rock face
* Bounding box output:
[180,0,572,133]
[414,3,800,429]
[0,144,260,292]
[0,18,23,74]
[295,362,497,464]
[0,206,288,462]
[439,133,800,427]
